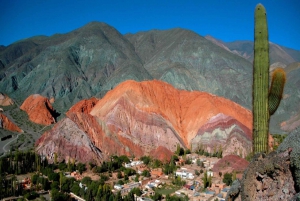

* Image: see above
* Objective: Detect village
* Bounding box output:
[108,153,233,201]
[0,149,242,201]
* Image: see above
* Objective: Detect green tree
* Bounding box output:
[81,176,92,185]
[175,144,184,156]
[141,170,150,177]
[223,172,233,186]
[140,156,151,165]
[202,171,212,188]
[77,162,86,174]
[51,189,69,201]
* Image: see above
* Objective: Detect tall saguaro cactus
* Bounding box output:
[252,4,286,154]
[253,4,270,154]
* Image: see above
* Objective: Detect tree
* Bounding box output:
[175,144,184,156]
[54,153,58,165]
[77,162,86,174]
[31,174,39,185]
[71,182,80,195]
[58,162,67,171]
[140,156,151,165]
[49,172,60,182]
[151,192,162,201]
[184,149,191,155]
[202,171,212,188]
[81,176,92,185]
[51,189,69,201]
[223,173,233,186]
[141,170,150,177]
[51,181,59,190]
[232,171,237,181]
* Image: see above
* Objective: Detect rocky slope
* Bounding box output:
[20,94,56,126]
[226,127,300,201]
[0,113,22,133]
[0,93,14,106]
[36,80,252,163]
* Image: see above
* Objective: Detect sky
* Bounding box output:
[1,0,300,50]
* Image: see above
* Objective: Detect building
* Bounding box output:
[150,169,163,178]
[175,168,194,180]
[119,182,141,194]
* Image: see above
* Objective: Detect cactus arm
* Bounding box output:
[269,68,286,115]
[253,4,270,154]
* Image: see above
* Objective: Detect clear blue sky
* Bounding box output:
[1,0,300,50]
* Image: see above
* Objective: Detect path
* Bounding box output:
[2,134,20,153]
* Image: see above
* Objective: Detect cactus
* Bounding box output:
[269,68,286,115]
[252,4,286,154]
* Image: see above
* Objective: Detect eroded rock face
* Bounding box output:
[20,94,56,125]
[37,80,252,163]
[0,93,14,106]
[191,113,252,158]
[66,97,98,116]
[35,118,103,164]
[0,113,22,132]
[91,80,252,156]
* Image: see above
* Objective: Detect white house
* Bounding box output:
[114,184,123,190]
[175,168,194,179]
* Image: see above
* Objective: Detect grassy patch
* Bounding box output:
[155,185,180,195]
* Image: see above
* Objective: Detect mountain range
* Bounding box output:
[0,21,300,144]
[35,80,252,163]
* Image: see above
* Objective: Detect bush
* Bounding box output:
[223,173,233,186]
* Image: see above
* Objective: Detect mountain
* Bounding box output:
[205,36,300,65]
[0,22,299,134]
[0,22,152,113]
[125,29,252,109]
[20,94,57,126]
[36,80,252,163]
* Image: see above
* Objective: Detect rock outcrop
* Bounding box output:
[36,80,252,163]
[20,94,56,126]
[226,127,300,201]
[35,118,103,164]
[0,113,22,132]
[0,93,14,106]
[66,97,98,116]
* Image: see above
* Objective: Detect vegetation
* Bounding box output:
[252,3,286,154]
[196,143,222,158]
[223,172,233,186]
[202,171,212,188]
[272,134,287,150]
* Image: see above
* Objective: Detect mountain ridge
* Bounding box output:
[0,21,299,133]
[36,79,253,163]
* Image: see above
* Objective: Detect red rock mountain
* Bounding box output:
[20,94,56,126]
[0,113,22,133]
[36,80,252,163]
